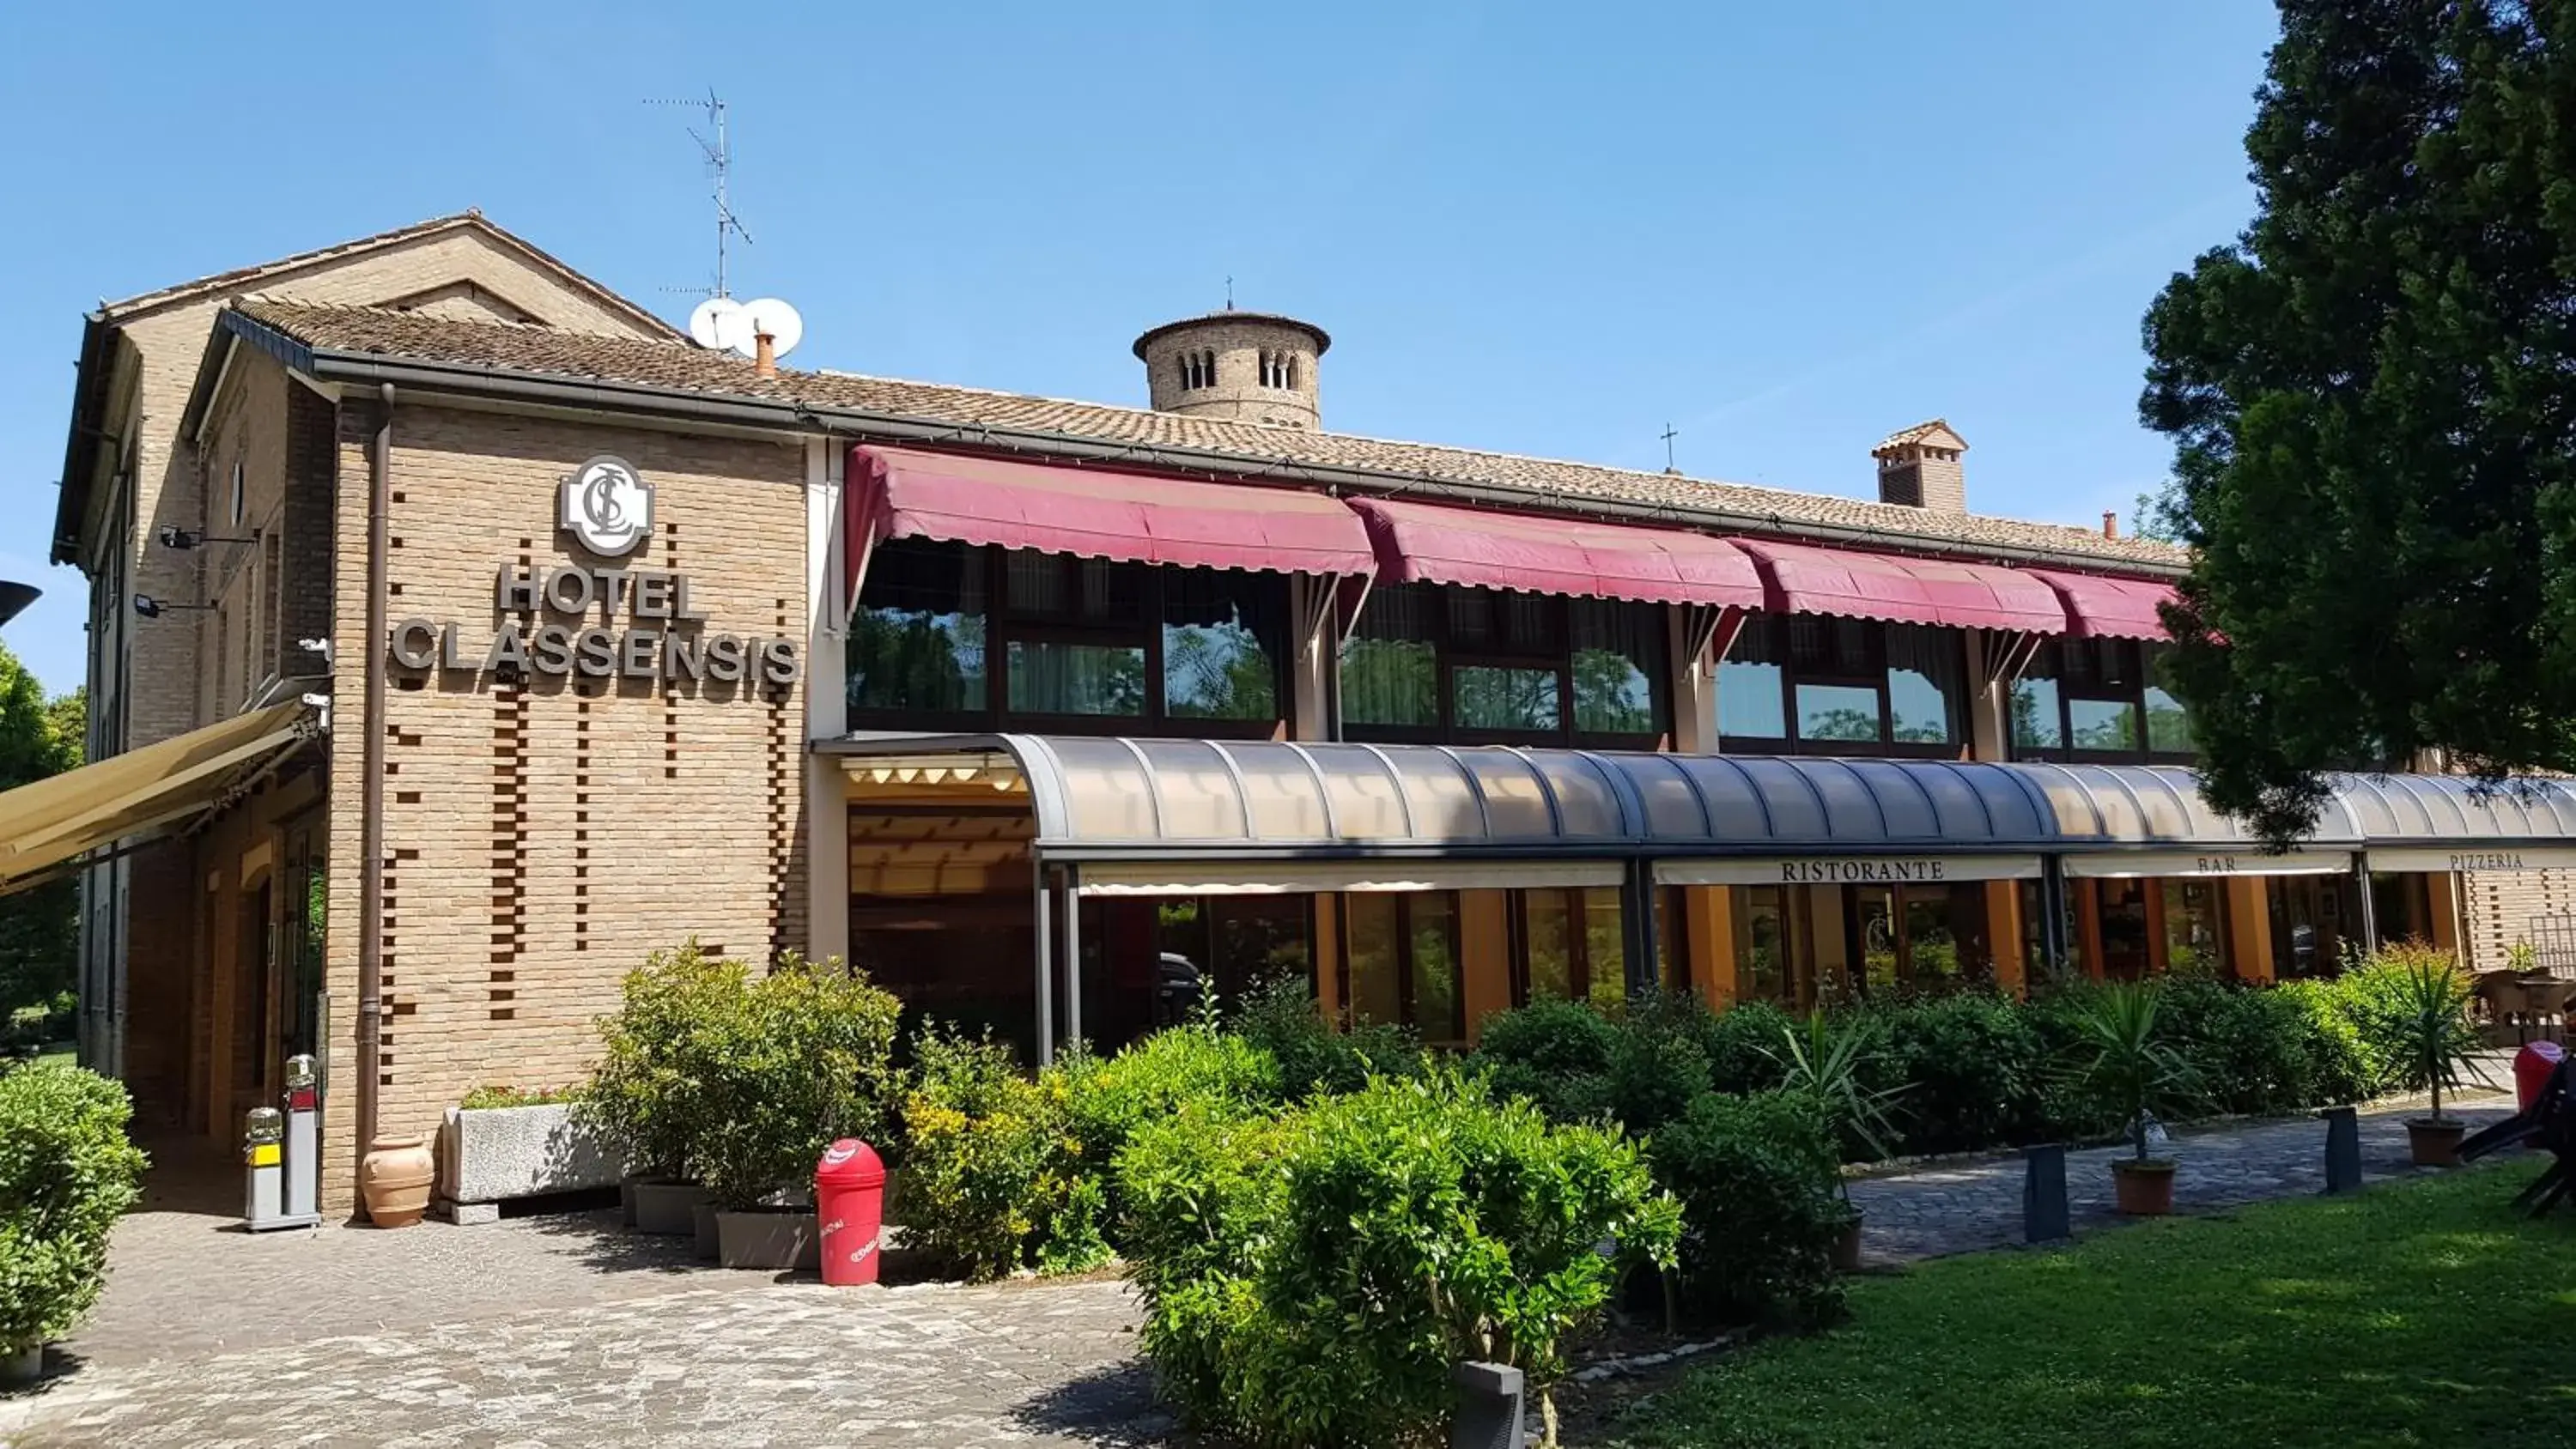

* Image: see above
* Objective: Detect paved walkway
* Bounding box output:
[0,1091,2528,1447]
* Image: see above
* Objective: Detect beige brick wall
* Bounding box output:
[2460,866,2576,970]
[319,397,809,1208]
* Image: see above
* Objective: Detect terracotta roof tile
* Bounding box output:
[231,298,2187,573]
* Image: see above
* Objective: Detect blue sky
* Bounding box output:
[0,2,2280,697]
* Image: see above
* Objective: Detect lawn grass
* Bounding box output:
[1611,1159,2576,1449]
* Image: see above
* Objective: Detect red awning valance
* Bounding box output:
[1344,497,1765,609]
[2022,569,2178,641]
[847,446,1378,605]
[1731,538,2071,634]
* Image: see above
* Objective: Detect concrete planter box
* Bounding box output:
[434,1103,618,1222]
[716,1208,819,1271]
[633,1179,708,1236]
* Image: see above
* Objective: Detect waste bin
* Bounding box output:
[2518,1040,2566,1114]
[814,1139,886,1287]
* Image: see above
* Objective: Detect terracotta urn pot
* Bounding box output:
[361,1135,436,1228]
[2111,1158,2177,1216]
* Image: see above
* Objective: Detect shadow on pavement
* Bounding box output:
[1006,1359,1174,1448]
[516,1207,706,1276]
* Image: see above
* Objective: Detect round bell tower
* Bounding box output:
[1133,309,1330,430]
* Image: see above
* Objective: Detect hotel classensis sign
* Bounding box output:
[384,456,803,688]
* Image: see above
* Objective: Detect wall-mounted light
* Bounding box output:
[155,526,253,550]
[131,595,216,620]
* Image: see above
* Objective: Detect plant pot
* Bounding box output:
[360,1135,436,1228]
[435,1103,618,1210]
[632,1179,709,1236]
[2111,1158,2177,1216]
[0,1343,40,1385]
[716,1208,819,1271]
[2408,1117,2468,1168]
[691,1198,721,1261]
[1831,1211,1865,1272]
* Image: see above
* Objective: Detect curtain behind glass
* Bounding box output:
[1885,624,1963,744]
[1571,599,1665,735]
[1342,582,1439,726]
[1163,569,1285,721]
[848,538,987,713]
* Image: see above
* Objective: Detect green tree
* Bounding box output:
[0,651,81,1024]
[2142,1,2576,840]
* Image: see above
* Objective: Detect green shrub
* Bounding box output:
[1234,979,1423,1098]
[1119,1070,1677,1447]
[1648,1089,1844,1329]
[2159,978,2322,1116]
[1865,992,2046,1155]
[1062,1017,1281,1173]
[2276,978,2382,1103]
[576,942,742,1179]
[459,1082,581,1111]
[0,1065,146,1353]
[899,1026,1097,1282]
[2331,943,2480,1100]
[1702,998,1798,1094]
[685,954,905,1210]
[1467,996,1624,1125]
[1605,1016,1714,1134]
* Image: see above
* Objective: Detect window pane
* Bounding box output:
[1343,582,1439,727]
[848,538,987,713]
[2162,879,2226,974]
[1902,883,1986,987]
[2069,697,2142,751]
[1407,894,1463,1043]
[1455,666,1560,732]
[1656,886,1688,994]
[1886,625,1962,744]
[2011,676,2063,750]
[1522,889,1575,1002]
[1571,599,1665,736]
[1163,569,1284,721]
[1212,895,1310,1004]
[1854,885,1899,994]
[1583,886,1626,1009]
[1737,885,1789,1002]
[1346,894,1402,1028]
[1716,620,1787,737]
[1006,640,1145,715]
[1796,682,1883,743]
[1449,588,1559,653]
[2144,686,2194,754]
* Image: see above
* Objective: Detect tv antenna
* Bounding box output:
[645,88,752,299]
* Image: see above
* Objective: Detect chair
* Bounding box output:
[2475,972,2537,1046]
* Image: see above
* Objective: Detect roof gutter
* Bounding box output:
[277,332,2189,579]
[51,312,113,567]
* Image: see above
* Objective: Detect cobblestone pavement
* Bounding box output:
[1846,1090,2518,1264]
[0,1092,2531,1446]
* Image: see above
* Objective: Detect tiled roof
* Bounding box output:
[230,298,2189,573]
[103,212,682,339]
[1874,418,1965,452]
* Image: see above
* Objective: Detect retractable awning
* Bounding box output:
[1343,496,1766,609]
[844,445,1378,609]
[2023,569,2179,641]
[1732,537,2071,634]
[0,700,316,896]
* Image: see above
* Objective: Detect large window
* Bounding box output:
[1341,583,1669,747]
[2011,639,2195,762]
[1344,892,1463,1044]
[1513,887,1628,1009]
[1718,615,1967,755]
[848,539,1287,735]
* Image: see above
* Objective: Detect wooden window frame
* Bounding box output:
[1338,890,1465,1044]
[1341,583,1670,751]
[1716,613,1969,759]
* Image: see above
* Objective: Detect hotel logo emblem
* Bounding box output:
[559,455,653,558]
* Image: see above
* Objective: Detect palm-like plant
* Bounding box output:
[1765,1011,1907,1168]
[2058,981,2196,1164]
[2389,949,2483,1123]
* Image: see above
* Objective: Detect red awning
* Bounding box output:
[1343,497,1765,608]
[1731,538,2071,634]
[847,446,1378,604]
[2023,569,2179,640]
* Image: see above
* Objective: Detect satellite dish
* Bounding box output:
[735,298,804,359]
[688,296,744,349]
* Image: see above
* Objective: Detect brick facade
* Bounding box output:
[316,397,809,1207]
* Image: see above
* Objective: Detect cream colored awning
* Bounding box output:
[0,700,316,895]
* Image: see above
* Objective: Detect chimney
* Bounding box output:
[1870,420,1968,512]
[2101,512,2118,540]
[752,329,777,379]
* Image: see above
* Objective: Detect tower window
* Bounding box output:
[1258,350,1303,390]
[1178,349,1218,391]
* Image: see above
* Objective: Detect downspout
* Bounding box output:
[355,383,392,1200]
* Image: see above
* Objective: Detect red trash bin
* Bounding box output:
[815,1138,886,1287]
[2517,1040,2565,1114]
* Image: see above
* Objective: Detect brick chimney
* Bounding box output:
[2101,512,2118,540]
[1871,420,1968,512]
[753,329,778,379]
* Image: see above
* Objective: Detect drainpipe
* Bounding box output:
[355,384,393,1199]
